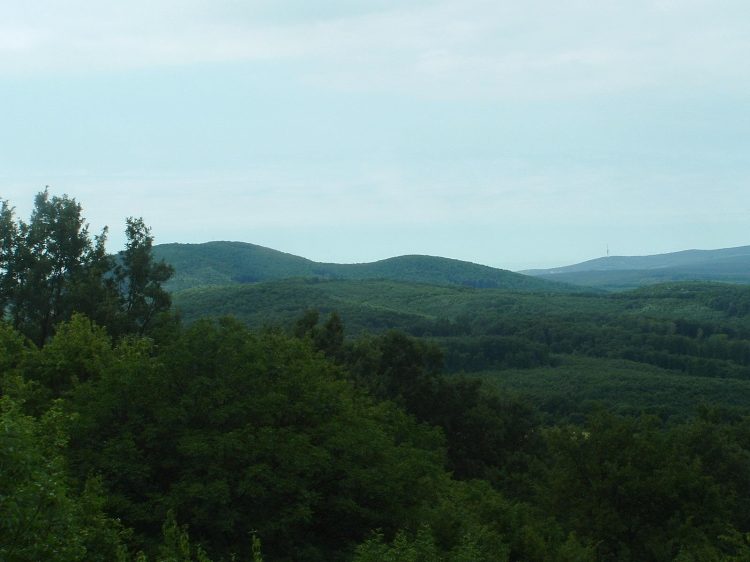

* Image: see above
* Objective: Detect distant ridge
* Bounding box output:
[523,245,750,291]
[154,241,578,293]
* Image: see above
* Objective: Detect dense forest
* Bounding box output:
[153,241,577,293]
[172,278,750,422]
[2,192,750,561]
[523,247,750,291]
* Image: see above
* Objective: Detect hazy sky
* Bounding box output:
[1,0,749,269]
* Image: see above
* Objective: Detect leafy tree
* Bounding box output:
[155,511,212,562]
[0,320,32,393]
[0,199,18,316]
[354,526,485,562]
[422,477,595,562]
[425,379,543,495]
[27,313,113,400]
[314,311,344,359]
[292,309,319,339]
[675,409,750,533]
[65,318,447,561]
[7,190,112,345]
[116,217,173,335]
[0,395,127,561]
[346,330,442,411]
[543,411,731,561]
[0,192,172,344]
[345,330,542,496]
[292,309,345,360]
[354,477,596,562]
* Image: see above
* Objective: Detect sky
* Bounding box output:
[1,0,749,270]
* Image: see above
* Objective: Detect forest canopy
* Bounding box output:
[1,191,750,561]
[0,190,173,345]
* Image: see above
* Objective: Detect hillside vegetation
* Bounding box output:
[4,192,750,561]
[173,279,750,420]
[154,241,577,292]
[524,245,750,290]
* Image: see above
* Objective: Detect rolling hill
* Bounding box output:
[156,241,750,421]
[523,245,750,290]
[172,277,750,335]
[154,241,578,293]
[172,278,750,420]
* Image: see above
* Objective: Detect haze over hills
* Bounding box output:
[154,241,579,293]
[154,240,750,294]
[523,245,750,291]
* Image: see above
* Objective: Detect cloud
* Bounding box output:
[1,0,748,100]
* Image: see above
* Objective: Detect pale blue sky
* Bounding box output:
[1,0,749,269]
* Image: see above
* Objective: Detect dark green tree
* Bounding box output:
[116,217,173,335]
[292,309,345,360]
[65,318,447,560]
[9,190,111,345]
[543,411,731,561]
[347,330,442,410]
[0,190,122,346]
[0,199,18,316]
[292,309,319,339]
[0,395,128,561]
[314,311,344,359]
[0,192,173,344]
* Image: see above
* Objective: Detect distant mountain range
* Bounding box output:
[153,241,577,293]
[523,245,750,290]
[153,241,750,295]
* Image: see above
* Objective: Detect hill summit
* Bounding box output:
[523,245,750,290]
[153,241,576,293]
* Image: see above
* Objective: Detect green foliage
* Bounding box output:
[352,476,598,562]
[0,320,34,397]
[477,356,750,423]
[346,330,443,409]
[293,309,345,360]
[155,241,577,292]
[0,192,173,345]
[31,313,113,398]
[527,252,750,290]
[343,330,544,496]
[65,319,448,560]
[5,196,750,561]
[2,306,750,561]
[675,410,750,531]
[353,525,495,562]
[543,411,738,561]
[0,395,127,561]
[0,199,19,315]
[116,218,174,335]
[422,479,596,562]
[1,190,112,345]
[251,533,264,562]
[175,278,750,419]
[156,511,212,562]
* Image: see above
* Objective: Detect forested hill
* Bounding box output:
[154,241,578,292]
[6,191,750,561]
[523,245,750,290]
